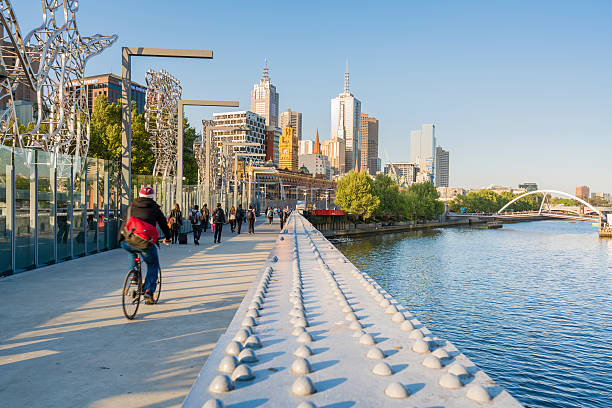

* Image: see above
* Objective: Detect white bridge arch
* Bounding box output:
[496,189,601,217]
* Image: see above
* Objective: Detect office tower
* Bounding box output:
[384,162,418,185]
[330,62,361,174]
[265,126,280,166]
[360,113,379,176]
[250,59,279,127]
[299,140,314,155]
[66,73,147,114]
[279,109,302,141]
[212,111,267,171]
[410,124,436,183]
[576,186,590,200]
[435,146,449,187]
[279,126,298,171]
[321,137,345,178]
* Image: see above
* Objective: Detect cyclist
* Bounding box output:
[119,186,171,304]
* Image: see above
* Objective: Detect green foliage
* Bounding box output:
[372,174,402,217]
[88,96,199,183]
[335,170,380,219]
[448,189,543,213]
[336,172,444,222]
[401,182,445,221]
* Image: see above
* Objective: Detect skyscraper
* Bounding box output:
[361,113,379,176]
[279,109,302,141]
[410,124,436,183]
[435,146,449,187]
[330,61,361,174]
[250,59,279,127]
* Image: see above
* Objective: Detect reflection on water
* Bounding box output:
[336,221,612,408]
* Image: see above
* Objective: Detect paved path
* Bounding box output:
[0,218,280,408]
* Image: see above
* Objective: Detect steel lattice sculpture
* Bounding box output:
[0,0,117,159]
[194,119,215,186]
[144,69,182,178]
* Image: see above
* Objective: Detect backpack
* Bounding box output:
[213,208,224,223]
[267,209,273,217]
[190,210,200,225]
[246,209,254,220]
[120,207,159,250]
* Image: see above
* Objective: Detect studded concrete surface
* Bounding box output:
[183,214,522,408]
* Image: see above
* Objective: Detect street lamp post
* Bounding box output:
[121,47,213,215]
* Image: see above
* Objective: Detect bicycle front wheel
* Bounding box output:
[122,270,140,320]
[154,268,162,304]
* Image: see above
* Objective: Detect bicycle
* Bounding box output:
[122,252,162,320]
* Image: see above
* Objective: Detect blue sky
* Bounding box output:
[13,1,612,193]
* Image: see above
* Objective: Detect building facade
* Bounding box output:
[279,109,302,141]
[410,124,436,183]
[576,185,590,200]
[434,146,449,187]
[519,183,538,192]
[384,162,418,186]
[279,126,298,171]
[212,111,267,177]
[330,66,361,174]
[250,60,279,127]
[299,140,314,155]
[437,187,466,201]
[322,137,346,178]
[299,153,331,180]
[360,113,379,176]
[265,126,280,166]
[68,73,147,114]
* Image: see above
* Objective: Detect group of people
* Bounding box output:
[166,203,262,245]
[265,206,292,230]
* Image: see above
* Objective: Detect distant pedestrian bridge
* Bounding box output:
[448,190,607,223]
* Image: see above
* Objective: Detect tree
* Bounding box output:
[402,182,445,220]
[373,173,402,217]
[335,170,380,220]
[182,118,199,185]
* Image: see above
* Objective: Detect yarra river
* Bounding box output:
[335,220,611,408]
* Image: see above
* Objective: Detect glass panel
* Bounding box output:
[98,159,107,251]
[0,145,12,275]
[56,153,72,260]
[86,157,97,253]
[72,156,85,257]
[107,161,119,249]
[14,147,35,270]
[37,150,55,266]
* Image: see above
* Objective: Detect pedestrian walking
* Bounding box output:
[229,206,236,233]
[235,203,245,234]
[201,203,210,233]
[247,204,256,234]
[266,207,274,225]
[168,203,182,244]
[189,204,202,245]
[212,203,226,243]
[280,207,286,230]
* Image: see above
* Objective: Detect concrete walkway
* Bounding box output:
[0,218,280,408]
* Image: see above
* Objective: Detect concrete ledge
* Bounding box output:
[183,214,522,407]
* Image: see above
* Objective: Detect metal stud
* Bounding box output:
[208,375,233,393]
[291,376,316,396]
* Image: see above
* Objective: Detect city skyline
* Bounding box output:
[10,1,612,193]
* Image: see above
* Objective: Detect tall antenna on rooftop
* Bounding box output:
[262,58,269,82]
[344,58,349,93]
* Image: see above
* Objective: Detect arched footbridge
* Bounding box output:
[448,190,609,223]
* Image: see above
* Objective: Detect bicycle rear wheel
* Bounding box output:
[154,268,162,304]
[122,270,140,319]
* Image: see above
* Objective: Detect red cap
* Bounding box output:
[139,186,155,198]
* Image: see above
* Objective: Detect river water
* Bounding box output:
[334,220,611,408]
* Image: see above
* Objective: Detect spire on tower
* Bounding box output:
[314,129,321,154]
[344,58,349,93]
[262,58,270,82]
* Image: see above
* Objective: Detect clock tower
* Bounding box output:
[278,126,298,171]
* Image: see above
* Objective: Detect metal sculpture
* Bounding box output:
[144,69,181,178]
[194,119,215,187]
[0,0,117,159]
